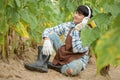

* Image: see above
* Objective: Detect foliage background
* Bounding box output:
[0,0,120,73]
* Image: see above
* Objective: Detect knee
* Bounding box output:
[61,60,83,76]
[66,68,72,75]
[64,68,79,76]
[49,32,57,37]
[49,32,58,40]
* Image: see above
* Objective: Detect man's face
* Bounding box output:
[73,11,85,24]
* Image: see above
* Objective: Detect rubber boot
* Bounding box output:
[24,46,50,73]
[48,62,62,72]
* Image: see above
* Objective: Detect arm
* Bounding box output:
[72,29,89,53]
[42,22,68,39]
[42,22,73,55]
[42,22,74,39]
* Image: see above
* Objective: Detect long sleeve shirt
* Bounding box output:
[42,21,89,69]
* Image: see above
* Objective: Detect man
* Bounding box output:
[24,5,93,76]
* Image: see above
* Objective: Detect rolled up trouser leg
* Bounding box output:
[61,59,83,76]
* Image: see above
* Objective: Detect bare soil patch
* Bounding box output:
[0,47,120,80]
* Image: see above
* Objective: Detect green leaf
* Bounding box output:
[81,26,100,47]
[0,0,4,10]
[29,30,40,43]
[112,13,120,28]
[15,21,29,38]
[6,6,20,25]
[103,1,120,16]
[19,9,29,23]
[0,19,9,34]
[95,28,120,72]
[19,9,38,30]
[29,15,38,30]
[93,13,112,27]
[27,1,39,16]
[14,0,21,8]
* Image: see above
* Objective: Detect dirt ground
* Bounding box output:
[0,47,120,80]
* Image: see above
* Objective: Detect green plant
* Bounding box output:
[0,0,120,74]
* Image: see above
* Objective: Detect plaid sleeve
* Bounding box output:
[71,29,89,53]
[42,22,73,39]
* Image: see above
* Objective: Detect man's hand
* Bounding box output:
[42,39,54,55]
[75,17,89,31]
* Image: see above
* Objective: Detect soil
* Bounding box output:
[0,47,120,80]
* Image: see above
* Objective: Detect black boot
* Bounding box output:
[24,46,50,72]
[48,62,62,72]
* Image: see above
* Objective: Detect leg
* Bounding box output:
[48,32,62,51]
[24,46,50,72]
[24,32,62,72]
[47,32,63,72]
[61,59,83,76]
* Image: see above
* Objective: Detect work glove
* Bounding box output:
[75,17,89,31]
[42,40,54,55]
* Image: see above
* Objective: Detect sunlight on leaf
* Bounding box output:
[15,21,29,38]
[81,27,100,47]
[95,28,120,72]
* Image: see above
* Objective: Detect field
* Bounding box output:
[0,47,119,80]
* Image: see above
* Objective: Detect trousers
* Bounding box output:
[48,32,83,76]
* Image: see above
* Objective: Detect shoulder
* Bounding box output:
[62,21,75,28]
[66,21,75,25]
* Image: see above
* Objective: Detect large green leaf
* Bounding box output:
[112,13,120,28]
[93,13,112,27]
[103,1,120,16]
[19,9,29,23]
[15,21,29,38]
[14,0,21,8]
[26,0,39,16]
[98,0,114,6]
[95,27,120,72]
[81,26,100,47]
[19,9,38,30]
[6,6,20,25]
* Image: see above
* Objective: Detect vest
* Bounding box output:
[52,28,86,65]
